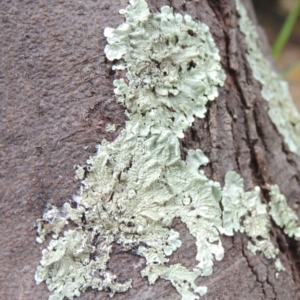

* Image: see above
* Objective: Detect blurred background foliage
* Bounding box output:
[253,0,300,108]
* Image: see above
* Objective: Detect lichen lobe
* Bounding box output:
[35,1,226,299]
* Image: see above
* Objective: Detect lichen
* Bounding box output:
[36,204,67,244]
[269,185,300,239]
[35,1,293,299]
[235,0,300,270]
[35,228,132,300]
[36,1,226,299]
[235,0,300,156]
[105,123,116,132]
[222,172,278,260]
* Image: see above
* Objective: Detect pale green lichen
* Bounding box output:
[36,1,226,299]
[222,172,278,260]
[235,0,300,156]
[35,1,292,299]
[275,258,286,272]
[35,229,132,300]
[235,0,300,271]
[105,123,116,133]
[143,264,208,299]
[269,185,300,239]
[36,204,67,244]
[74,165,85,181]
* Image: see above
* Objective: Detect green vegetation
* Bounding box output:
[273,0,300,58]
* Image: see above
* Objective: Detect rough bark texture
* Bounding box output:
[1,0,300,299]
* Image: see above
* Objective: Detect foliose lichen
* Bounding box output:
[35,0,298,299]
[105,123,116,133]
[36,1,226,299]
[235,0,300,272]
[222,172,278,261]
[269,185,300,240]
[235,0,300,156]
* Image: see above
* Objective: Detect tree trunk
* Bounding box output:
[1,0,300,299]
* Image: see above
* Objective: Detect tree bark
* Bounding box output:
[1,0,300,299]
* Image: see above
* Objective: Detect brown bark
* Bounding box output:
[1,0,300,299]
